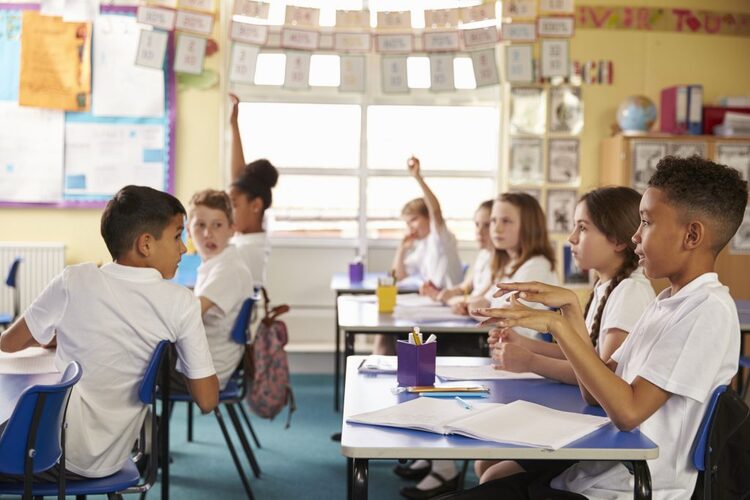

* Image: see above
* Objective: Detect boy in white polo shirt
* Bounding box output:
[455,156,748,500]
[170,189,253,391]
[0,185,219,480]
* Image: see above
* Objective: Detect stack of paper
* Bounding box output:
[393,306,468,322]
[436,364,544,381]
[357,355,397,374]
[0,347,57,374]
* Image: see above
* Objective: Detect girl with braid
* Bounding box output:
[473,186,655,485]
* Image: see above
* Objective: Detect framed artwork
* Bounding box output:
[505,45,533,83]
[509,187,541,202]
[509,138,543,185]
[731,206,750,255]
[716,143,750,182]
[563,243,590,284]
[549,86,583,134]
[546,189,577,234]
[548,138,579,183]
[668,142,707,158]
[510,87,546,135]
[631,141,667,192]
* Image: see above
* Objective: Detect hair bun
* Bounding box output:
[243,159,279,189]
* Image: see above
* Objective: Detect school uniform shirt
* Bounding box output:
[402,220,463,289]
[584,267,655,355]
[551,273,740,500]
[231,231,270,288]
[195,245,254,389]
[470,249,493,297]
[24,262,216,478]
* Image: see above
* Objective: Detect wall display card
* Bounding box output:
[731,206,750,255]
[280,28,319,50]
[547,189,578,234]
[509,138,543,185]
[381,55,408,94]
[423,31,460,52]
[0,103,64,203]
[505,45,533,83]
[93,16,164,118]
[174,10,214,36]
[538,16,575,37]
[339,54,365,93]
[510,87,546,135]
[178,0,215,13]
[541,39,569,77]
[376,34,413,54]
[173,33,206,74]
[502,22,536,41]
[549,86,583,134]
[64,121,165,196]
[509,187,541,201]
[336,10,369,29]
[462,26,498,48]
[285,5,319,27]
[148,0,178,9]
[377,11,411,30]
[716,144,750,182]
[63,0,99,23]
[540,0,575,14]
[283,50,311,90]
[0,10,22,102]
[668,142,707,158]
[135,29,169,70]
[229,42,259,84]
[470,48,499,87]
[631,141,667,192]
[333,33,371,52]
[548,139,580,183]
[230,21,268,45]
[19,11,91,112]
[137,6,176,31]
[41,0,64,16]
[233,0,269,19]
[461,3,495,23]
[502,0,537,19]
[429,54,454,92]
[425,8,460,28]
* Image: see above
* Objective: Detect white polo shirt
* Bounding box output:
[551,273,740,499]
[25,262,216,478]
[403,221,463,289]
[231,231,269,288]
[195,245,253,389]
[470,249,492,297]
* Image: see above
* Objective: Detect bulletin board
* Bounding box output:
[0,3,175,208]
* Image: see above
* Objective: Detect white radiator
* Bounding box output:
[0,243,65,315]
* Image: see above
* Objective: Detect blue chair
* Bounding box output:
[691,385,728,500]
[739,356,750,398]
[0,361,82,500]
[0,257,22,329]
[170,297,259,500]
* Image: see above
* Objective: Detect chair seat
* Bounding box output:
[169,378,241,403]
[740,356,750,369]
[0,459,140,496]
[0,313,12,325]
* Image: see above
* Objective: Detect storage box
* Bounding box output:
[703,106,750,135]
[348,261,364,283]
[396,340,436,387]
[376,284,397,313]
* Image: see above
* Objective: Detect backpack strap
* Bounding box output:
[284,386,297,429]
[259,286,291,326]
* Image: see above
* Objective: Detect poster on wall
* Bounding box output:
[549,86,583,134]
[540,39,569,77]
[716,143,750,182]
[668,142,707,158]
[546,189,577,234]
[505,45,533,83]
[631,141,667,192]
[731,206,750,255]
[510,87,546,135]
[548,139,579,184]
[509,138,543,185]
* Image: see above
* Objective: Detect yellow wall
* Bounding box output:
[2,0,749,264]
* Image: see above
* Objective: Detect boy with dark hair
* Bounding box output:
[0,185,219,479]
[458,156,748,499]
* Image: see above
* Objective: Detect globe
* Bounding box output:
[616,95,657,134]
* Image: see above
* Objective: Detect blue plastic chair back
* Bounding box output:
[5,257,21,288]
[692,385,728,472]
[230,298,255,345]
[0,361,82,475]
[139,341,170,405]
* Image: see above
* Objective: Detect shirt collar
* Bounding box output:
[101,262,164,282]
[656,272,719,303]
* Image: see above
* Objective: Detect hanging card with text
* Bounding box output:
[423,31,460,52]
[471,48,499,87]
[229,42,259,84]
[230,21,267,45]
[340,54,366,92]
[381,55,408,93]
[173,33,206,74]
[283,50,311,89]
[429,54,454,92]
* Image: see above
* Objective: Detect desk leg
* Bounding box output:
[343,330,354,391]
[347,458,353,500]
[335,292,341,412]
[631,460,651,500]
[351,458,368,500]
[161,349,171,500]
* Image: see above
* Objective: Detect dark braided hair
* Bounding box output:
[578,187,642,346]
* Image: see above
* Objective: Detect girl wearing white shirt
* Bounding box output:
[475,186,655,484]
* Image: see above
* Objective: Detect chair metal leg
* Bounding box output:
[187,402,193,442]
[237,402,262,449]
[457,460,469,491]
[214,407,255,500]
[226,403,262,478]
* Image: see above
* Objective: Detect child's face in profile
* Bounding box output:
[150,214,187,279]
[403,213,430,240]
[568,201,623,275]
[474,207,491,250]
[228,187,261,234]
[490,201,521,256]
[632,187,684,280]
[188,205,234,260]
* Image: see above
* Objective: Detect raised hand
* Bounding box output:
[492,281,578,310]
[229,93,240,125]
[473,294,562,333]
[407,156,421,178]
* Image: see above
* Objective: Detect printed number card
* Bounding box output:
[470,48,499,87]
[175,10,214,36]
[283,50,311,90]
[502,0,537,19]
[506,45,533,83]
[429,54,454,92]
[137,6,176,31]
[377,34,413,54]
[233,0,269,19]
[229,42,259,84]
[377,11,411,30]
[381,55,408,93]
[502,22,536,42]
[281,28,319,50]
[538,16,575,37]
[541,39,569,77]
[135,29,168,69]
[424,8,460,28]
[173,33,206,74]
[461,3,495,23]
[539,0,575,14]
[178,0,215,13]
[336,10,370,29]
[423,31,460,52]
[285,5,319,27]
[340,55,366,92]
[230,21,268,45]
[463,26,498,48]
[334,33,371,52]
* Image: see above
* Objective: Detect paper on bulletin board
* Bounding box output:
[0,10,21,102]
[64,121,165,197]
[18,11,92,111]
[92,15,164,118]
[0,103,64,203]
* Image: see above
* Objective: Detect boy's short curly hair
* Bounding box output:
[189,189,233,225]
[648,155,748,253]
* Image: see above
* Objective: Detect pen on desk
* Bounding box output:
[455,396,472,410]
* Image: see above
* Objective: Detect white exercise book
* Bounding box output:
[437,364,544,381]
[392,306,468,322]
[0,347,57,374]
[347,397,610,450]
[357,355,397,374]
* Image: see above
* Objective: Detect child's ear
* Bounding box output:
[251,197,263,213]
[684,220,705,250]
[612,241,628,253]
[135,233,154,257]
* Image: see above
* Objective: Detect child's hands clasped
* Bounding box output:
[473,294,562,333]
[492,281,577,310]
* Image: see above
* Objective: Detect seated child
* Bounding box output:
[0,185,218,480]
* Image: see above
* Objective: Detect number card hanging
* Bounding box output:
[135,29,168,69]
[502,0,537,19]
[230,21,268,45]
[173,33,206,74]
[429,54,454,92]
[137,6,176,31]
[280,28,319,50]
[233,0,269,19]
[336,10,370,29]
[340,55,366,92]
[377,11,411,30]
[334,33,371,52]
[537,16,575,37]
[461,3,495,23]
[470,48,499,87]
[424,8,460,28]
[175,10,214,36]
[283,51,311,89]
[285,5,319,27]
[541,39,569,77]
[505,45,533,83]
[502,22,536,41]
[381,55,408,93]
[229,42,259,84]
[463,26,498,48]
[539,0,575,14]
[147,0,177,9]
[178,0,214,13]
[423,31,460,52]
[376,34,413,54]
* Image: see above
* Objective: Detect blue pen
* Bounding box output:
[455,396,472,410]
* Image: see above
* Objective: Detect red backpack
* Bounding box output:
[246,288,296,427]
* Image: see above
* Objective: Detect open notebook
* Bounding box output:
[347,397,610,450]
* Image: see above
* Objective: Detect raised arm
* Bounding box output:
[407,156,445,229]
[229,93,246,183]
